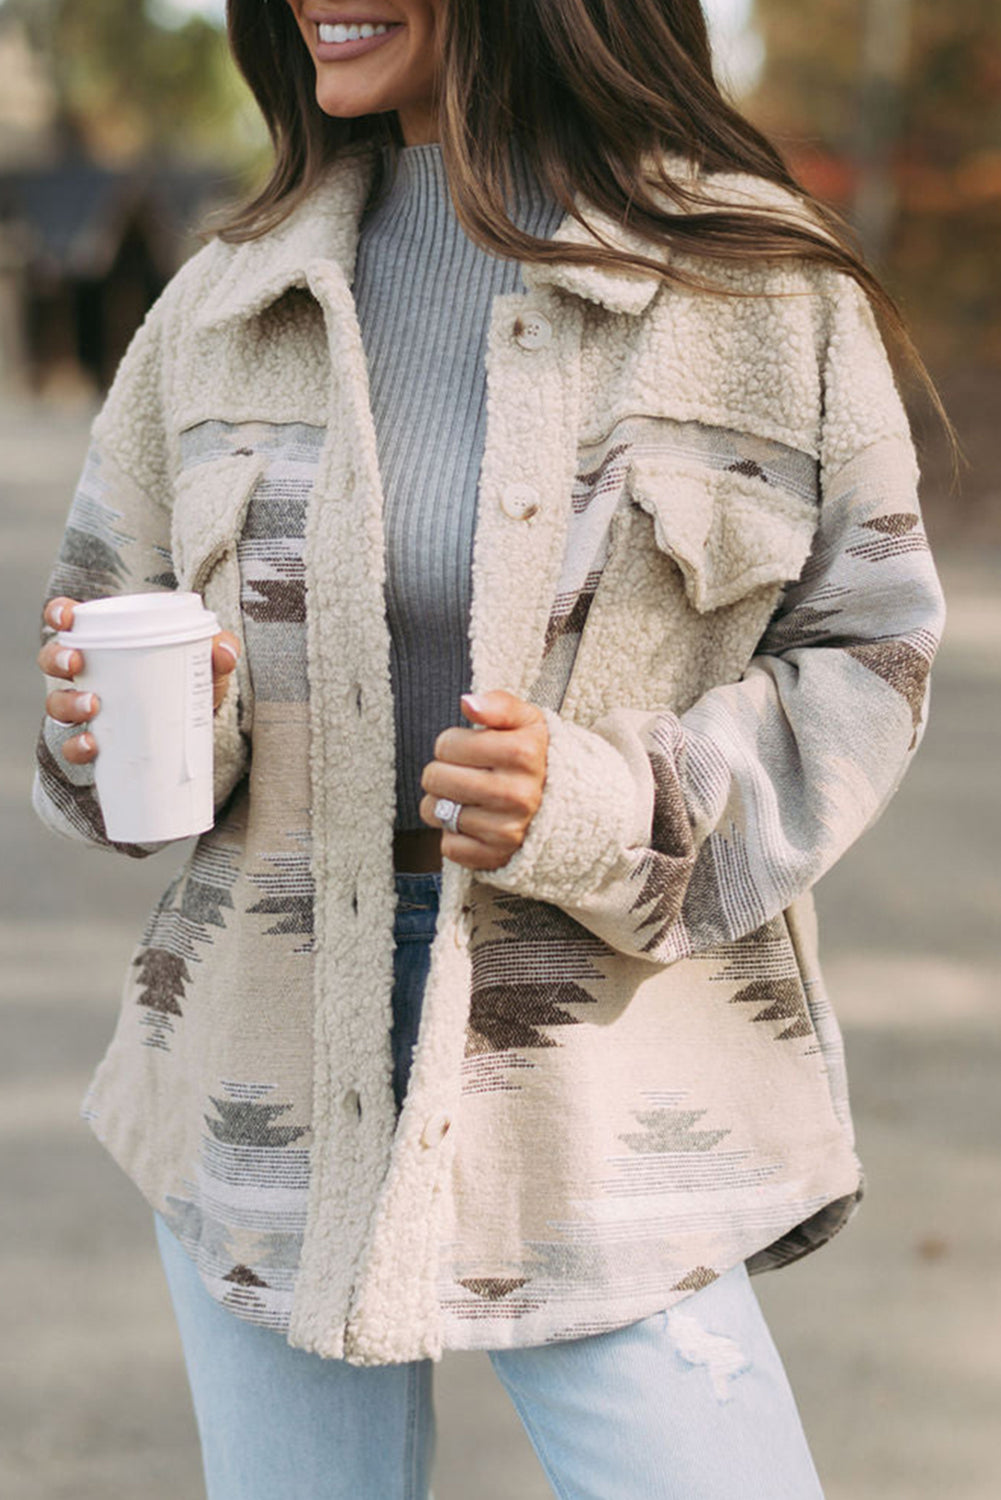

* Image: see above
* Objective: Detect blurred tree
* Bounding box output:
[2,0,264,169]
[750,0,1001,369]
[750,0,1001,364]
[749,0,1001,540]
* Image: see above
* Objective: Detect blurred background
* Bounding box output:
[1,1,998,1497]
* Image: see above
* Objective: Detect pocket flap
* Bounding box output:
[171,450,266,592]
[627,455,818,612]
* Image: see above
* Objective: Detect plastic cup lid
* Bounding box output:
[55,592,220,649]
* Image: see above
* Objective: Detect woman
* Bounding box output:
[33,0,946,1495]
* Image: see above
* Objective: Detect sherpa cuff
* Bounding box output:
[478,705,655,906]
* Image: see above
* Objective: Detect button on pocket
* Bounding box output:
[513,311,552,350]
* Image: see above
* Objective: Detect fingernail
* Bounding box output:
[461,693,487,714]
[81,693,98,715]
[217,640,239,663]
[78,733,94,753]
[55,648,76,673]
[46,603,65,629]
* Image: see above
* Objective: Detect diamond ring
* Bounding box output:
[434,797,463,835]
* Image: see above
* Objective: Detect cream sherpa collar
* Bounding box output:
[194,147,726,330]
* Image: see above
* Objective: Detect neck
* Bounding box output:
[396,104,438,146]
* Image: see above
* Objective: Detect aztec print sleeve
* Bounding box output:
[32,438,180,857]
[32,290,249,856]
[480,336,947,964]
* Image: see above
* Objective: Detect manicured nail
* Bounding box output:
[217,640,239,663]
[55,648,76,673]
[46,602,66,628]
[80,693,98,716]
[461,693,487,714]
[78,733,94,753]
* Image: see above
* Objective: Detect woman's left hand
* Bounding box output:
[419,691,549,871]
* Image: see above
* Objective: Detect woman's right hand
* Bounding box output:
[36,596,242,765]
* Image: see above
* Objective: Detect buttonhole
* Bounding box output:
[351,888,358,915]
[233,447,255,457]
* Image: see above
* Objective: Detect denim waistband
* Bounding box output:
[393,869,443,912]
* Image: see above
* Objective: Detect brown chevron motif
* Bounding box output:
[466,979,597,1055]
[133,949,190,1017]
[727,458,769,481]
[131,842,241,1051]
[466,894,607,1057]
[224,1263,269,1288]
[457,1278,529,1300]
[846,638,931,746]
[242,575,306,624]
[730,978,812,1040]
[847,512,928,565]
[246,830,314,953]
[671,1267,719,1292]
[705,918,797,981]
[862,513,919,536]
[489,893,604,945]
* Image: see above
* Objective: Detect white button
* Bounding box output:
[499,484,540,522]
[514,311,552,350]
[420,1111,452,1149]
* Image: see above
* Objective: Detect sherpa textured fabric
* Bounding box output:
[33,145,946,1365]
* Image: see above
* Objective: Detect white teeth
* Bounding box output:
[318,20,391,44]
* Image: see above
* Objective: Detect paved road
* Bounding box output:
[2,401,999,1499]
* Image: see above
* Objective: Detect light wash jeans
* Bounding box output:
[155,870,826,1500]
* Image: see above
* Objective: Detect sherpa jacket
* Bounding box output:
[34,147,946,1365]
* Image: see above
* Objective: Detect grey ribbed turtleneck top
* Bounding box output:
[352,144,564,831]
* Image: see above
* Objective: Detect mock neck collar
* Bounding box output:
[360,139,565,247]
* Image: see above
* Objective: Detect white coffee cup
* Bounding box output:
[57,592,221,843]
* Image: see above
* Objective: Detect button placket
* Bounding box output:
[499,483,541,522]
[420,1111,452,1149]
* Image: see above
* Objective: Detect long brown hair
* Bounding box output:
[218,0,949,436]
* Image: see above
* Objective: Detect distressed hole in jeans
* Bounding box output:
[665,1307,752,1401]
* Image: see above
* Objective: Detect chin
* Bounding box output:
[315,85,386,119]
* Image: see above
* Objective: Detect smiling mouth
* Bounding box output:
[314,19,404,60]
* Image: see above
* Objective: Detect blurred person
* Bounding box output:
[32,0,946,1496]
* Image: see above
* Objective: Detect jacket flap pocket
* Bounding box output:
[627,455,818,612]
[171,450,266,592]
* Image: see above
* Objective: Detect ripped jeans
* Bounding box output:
[154,871,826,1500]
